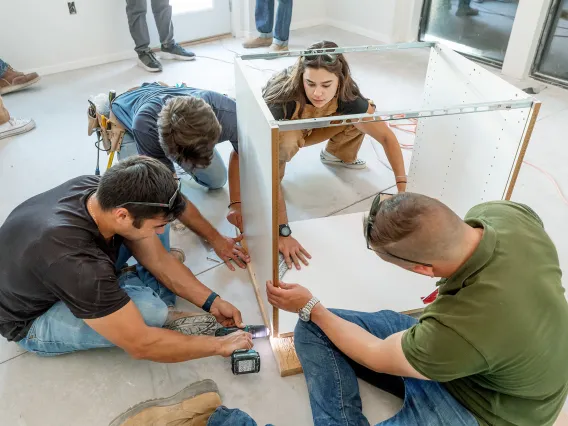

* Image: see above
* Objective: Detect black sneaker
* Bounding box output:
[137,50,162,72]
[160,43,196,61]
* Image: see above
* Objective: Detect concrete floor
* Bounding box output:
[1,25,567,425]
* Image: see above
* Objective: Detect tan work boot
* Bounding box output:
[109,380,222,426]
[0,66,41,95]
[270,44,289,53]
[242,36,273,49]
[164,311,220,336]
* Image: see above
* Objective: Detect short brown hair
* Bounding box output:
[158,96,222,168]
[367,193,466,263]
[98,156,186,228]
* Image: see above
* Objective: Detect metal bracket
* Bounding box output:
[239,42,436,61]
[274,99,534,131]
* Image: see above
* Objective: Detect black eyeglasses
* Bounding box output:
[117,179,182,210]
[366,192,433,267]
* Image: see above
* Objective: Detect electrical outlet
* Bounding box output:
[68,2,77,14]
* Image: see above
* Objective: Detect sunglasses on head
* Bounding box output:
[366,192,433,267]
[116,178,182,210]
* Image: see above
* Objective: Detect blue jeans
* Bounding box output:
[0,58,8,78]
[118,132,228,190]
[17,227,176,356]
[294,310,479,426]
[207,407,273,426]
[256,0,293,46]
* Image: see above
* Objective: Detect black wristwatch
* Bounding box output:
[279,224,292,237]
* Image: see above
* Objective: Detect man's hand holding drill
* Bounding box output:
[216,330,253,357]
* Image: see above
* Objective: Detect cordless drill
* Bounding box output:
[215,325,270,375]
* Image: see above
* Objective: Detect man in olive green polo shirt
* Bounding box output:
[268,193,568,425]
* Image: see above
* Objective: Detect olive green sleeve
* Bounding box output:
[402,318,489,382]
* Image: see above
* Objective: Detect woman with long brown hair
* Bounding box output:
[259,40,406,269]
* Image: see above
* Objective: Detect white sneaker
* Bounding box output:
[0,118,36,140]
[320,149,366,169]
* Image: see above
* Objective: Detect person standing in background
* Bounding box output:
[125,0,196,72]
[242,0,293,53]
[0,58,40,95]
[0,58,38,140]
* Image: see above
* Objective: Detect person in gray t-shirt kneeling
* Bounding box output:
[111,82,248,270]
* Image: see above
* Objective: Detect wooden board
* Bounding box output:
[270,336,303,377]
[235,58,279,332]
[505,102,541,200]
[278,212,435,335]
[408,44,534,218]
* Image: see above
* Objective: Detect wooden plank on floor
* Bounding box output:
[270,336,303,377]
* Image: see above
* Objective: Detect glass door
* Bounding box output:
[533,0,568,86]
[419,0,520,66]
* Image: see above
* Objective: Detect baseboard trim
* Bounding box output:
[32,50,136,76]
[32,33,233,76]
[325,18,391,44]
[290,17,327,31]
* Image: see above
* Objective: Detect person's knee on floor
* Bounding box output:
[268,193,568,426]
[0,156,252,362]
[125,285,169,328]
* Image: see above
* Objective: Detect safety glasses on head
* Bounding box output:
[116,178,182,210]
[366,192,433,267]
[303,48,338,64]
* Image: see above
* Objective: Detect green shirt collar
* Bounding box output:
[437,219,497,293]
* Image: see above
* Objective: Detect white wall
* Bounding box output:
[0,0,133,75]
[0,0,231,75]
[325,0,424,43]
[326,0,396,42]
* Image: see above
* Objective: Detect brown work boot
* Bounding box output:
[242,36,273,49]
[164,311,220,336]
[109,380,222,426]
[0,66,41,95]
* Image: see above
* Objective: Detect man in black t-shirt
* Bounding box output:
[0,157,253,360]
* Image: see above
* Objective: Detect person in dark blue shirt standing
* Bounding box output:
[111,82,248,270]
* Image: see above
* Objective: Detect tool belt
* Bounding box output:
[88,82,173,152]
[88,82,177,152]
[88,105,126,153]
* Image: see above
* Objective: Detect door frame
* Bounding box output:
[530,0,568,88]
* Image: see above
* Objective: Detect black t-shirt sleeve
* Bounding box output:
[338,96,370,115]
[132,107,176,173]
[268,101,295,120]
[45,255,130,319]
